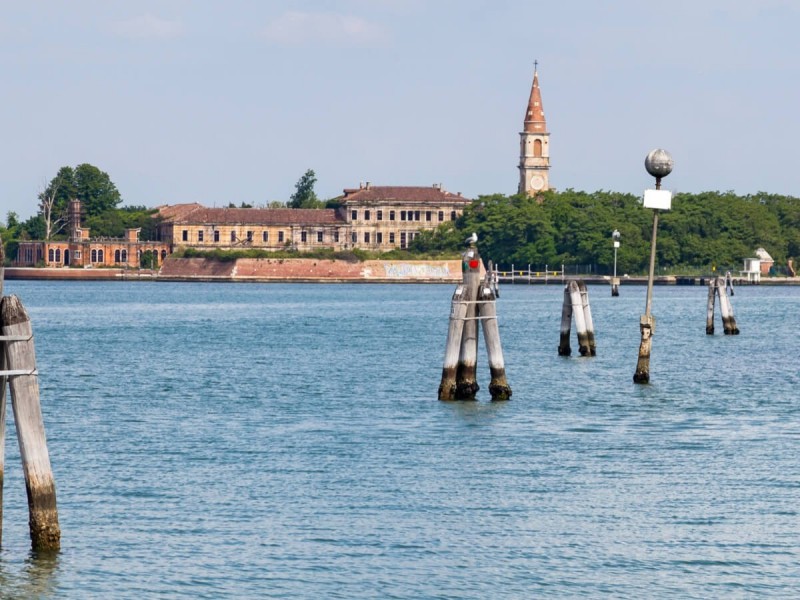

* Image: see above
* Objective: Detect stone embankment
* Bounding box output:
[5,258,463,283]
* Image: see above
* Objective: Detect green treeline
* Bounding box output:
[410,190,800,275]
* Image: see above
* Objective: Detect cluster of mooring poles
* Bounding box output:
[0,239,61,551]
[706,275,740,335]
[438,234,511,401]
[558,280,596,357]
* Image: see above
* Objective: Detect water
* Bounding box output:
[0,280,798,598]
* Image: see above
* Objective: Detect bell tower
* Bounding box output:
[518,63,550,195]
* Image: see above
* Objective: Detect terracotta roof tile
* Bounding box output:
[341,185,471,205]
[168,207,344,226]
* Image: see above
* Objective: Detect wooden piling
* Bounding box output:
[1,295,61,551]
[633,314,655,384]
[717,277,740,335]
[558,285,572,356]
[611,278,620,297]
[706,278,716,335]
[578,280,596,356]
[1,239,5,547]
[478,275,511,401]
[438,285,468,401]
[568,281,591,356]
[455,247,482,400]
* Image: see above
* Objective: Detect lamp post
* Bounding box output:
[633,149,673,384]
[611,229,620,297]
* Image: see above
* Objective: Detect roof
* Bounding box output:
[755,247,774,262]
[523,68,547,134]
[163,206,344,226]
[341,185,471,205]
[156,203,204,221]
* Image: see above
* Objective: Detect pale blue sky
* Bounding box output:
[2,0,799,220]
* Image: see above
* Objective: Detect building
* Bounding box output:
[518,65,551,195]
[341,183,470,250]
[14,200,171,268]
[157,184,472,252]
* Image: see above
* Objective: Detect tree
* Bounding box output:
[289,169,321,208]
[73,163,122,216]
[38,166,75,240]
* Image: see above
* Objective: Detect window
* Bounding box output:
[377,232,383,244]
[74,251,81,259]
[121,250,127,262]
[230,231,237,242]
[450,211,457,221]
[214,230,220,242]
[351,210,358,220]
[414,210,421,221]
[97,249,104,262]
[426,211,432,222]
[182,230,188,241]
[301,231,307,243]
[278,231,284,243]
[365,210,371,221]
[377,210,383,221]
[334,231,340,243]
[534,139,543,157]
[438,211,444,221]
[262,231,269,242]
[198,230,204,242]
[114,249,121,263]
[389,210,396,221]
[48,248,55,262]
[55,249,62,262]
[246,231,253,242]
[400,211,407,221]
[389,232,395,244]
[317,231,324,243]
[91,249,97,262]
[364,232,370,243]
[351,232,357,243]
[400,232,407,249]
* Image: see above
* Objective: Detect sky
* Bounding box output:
[2,0,800,220]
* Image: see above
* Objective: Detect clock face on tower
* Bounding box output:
[530,174,545,191]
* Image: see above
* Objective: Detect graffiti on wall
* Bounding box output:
[383,262,452,279]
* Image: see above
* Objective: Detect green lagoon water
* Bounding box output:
[0,280,798,598]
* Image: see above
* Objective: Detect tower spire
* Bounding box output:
[518,63,551,195]
[523,62,546,133]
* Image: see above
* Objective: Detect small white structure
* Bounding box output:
[740,257,761,282]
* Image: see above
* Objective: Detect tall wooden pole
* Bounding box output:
[455,244,482,400]
[634,177,661,384]
[558,285,572,356]
[568,281,590,356]
[1,296,61,551]
[438,284,468,401]
[578,280,596,356]
[706,278,716,335]
[717,277,740,335]
[477,275,511,400]
[0,239,5,547]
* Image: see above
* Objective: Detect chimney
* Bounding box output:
[365,181,371,190]
[359,182,364,189]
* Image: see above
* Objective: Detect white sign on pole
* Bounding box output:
[642,189,672,210]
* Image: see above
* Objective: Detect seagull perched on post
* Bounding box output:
[465,232,478,246]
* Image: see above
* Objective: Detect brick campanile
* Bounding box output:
[518,66,551,195]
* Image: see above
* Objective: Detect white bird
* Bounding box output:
[465,232,478,246]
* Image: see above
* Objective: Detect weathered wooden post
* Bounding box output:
[717,277,740,335]
[438,284,468,401]
[611,229,621,296]
[578,280,596,356]
[706,278,716,335]
[634,149,674,384]
[568,280,591,356]
[558,285,573,356]
[478,272,511,400]
[455,238,482,400]
[725,271,735,296]
[1,295,61,551]
[0,239,5,547]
